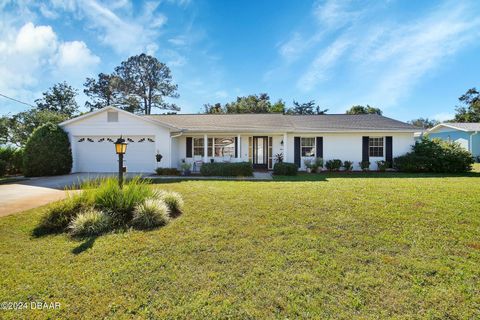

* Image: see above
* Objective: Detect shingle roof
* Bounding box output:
[144,113,417,132]
[438,122,480,131]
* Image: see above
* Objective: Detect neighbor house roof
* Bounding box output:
[429,122,480,133]
[144,113,417,133]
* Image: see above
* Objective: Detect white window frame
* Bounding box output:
[369,137,384,157]
[301,137,316,157]
[213,137,235,157]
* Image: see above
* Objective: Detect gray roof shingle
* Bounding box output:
[439,122,480,131]
[144,113,417,132]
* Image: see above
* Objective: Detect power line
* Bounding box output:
[0,93,35,108]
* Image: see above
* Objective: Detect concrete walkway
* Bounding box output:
[147,171,273,181]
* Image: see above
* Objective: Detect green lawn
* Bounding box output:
[1,173,480,319]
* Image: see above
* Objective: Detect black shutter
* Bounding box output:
[235,137,238,158]
[316,137,323,158]
[385,136,393,167]
[186,137,192,158]
[362,136,369,162]
[294,137,301,168]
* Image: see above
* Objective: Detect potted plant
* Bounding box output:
[180,162,192,176]
[274,153,284,163]
[155,153,163,162]
[313,157,323,172]
[304,159,313,173]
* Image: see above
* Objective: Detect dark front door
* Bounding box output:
[252,136,268,169]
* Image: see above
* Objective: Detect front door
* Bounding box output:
[252,136,268,169]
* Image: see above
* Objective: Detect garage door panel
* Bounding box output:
[74,136,155,173]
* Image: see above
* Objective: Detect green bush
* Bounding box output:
[200,162,253,176]
[325,159,342,171]
[0,160,6,177]
[88,177,154,225]
[38,193,90,232]
[273,162,298,176]
[343,160,353,171]
[0,146,23,174]
[155,167,180,175]
[359,161,370,171]
[131,199,170,229]
[156,191,184,216]
[394,137,474,173]
[69,209,112,237]
[376,160,389,172]
[23,123,72,177]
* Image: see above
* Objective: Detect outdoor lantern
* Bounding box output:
[115,136,127,155]
[280,140,284,146]
[114,135,128,188]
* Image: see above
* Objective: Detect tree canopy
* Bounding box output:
[84,73,122,111]
[203,95,326,115]
[35,82,79,117]
[408,118,439,129]
[453,88,480,122]
[114,53,179,114]
[346,105,383,115]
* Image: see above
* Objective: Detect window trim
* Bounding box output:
[368,137,384,157]
[300,137,316,157]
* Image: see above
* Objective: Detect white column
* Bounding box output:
[237,134,241,161]
[204,134,208,162]
[283,133,288,162]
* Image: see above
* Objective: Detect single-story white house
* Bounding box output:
[59,106,417,173]
[427,122,480,159]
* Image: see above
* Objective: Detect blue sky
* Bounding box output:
[0,0,479,121]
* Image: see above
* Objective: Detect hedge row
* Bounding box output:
[273,162,298,176]
[200,162,253,177]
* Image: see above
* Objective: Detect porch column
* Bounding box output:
[204,134,208,162]
[283,133,288,162]
[237,134,241,160]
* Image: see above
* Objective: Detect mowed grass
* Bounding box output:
[1,173,480,319]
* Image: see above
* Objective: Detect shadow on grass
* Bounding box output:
[71,236,97,255]
[31,225,64,238]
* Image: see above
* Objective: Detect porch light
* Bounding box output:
[114,136,128,188]
[280,140,284,146]
[115,136,127,154]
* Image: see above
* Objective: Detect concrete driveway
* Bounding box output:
[0,173,142,217]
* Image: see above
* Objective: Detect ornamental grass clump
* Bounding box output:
[34,176,184,238]
[131,199,170,229]
[156,191,184,217]
[69,209,112,237]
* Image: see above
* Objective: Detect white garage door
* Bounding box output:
[74,136,156,173]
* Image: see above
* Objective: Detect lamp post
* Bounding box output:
[114,136,127,188]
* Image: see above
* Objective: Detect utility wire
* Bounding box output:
[0,92,35,108]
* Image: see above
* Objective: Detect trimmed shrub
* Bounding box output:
[273,162,298,176]
[200,162,253,176]
[343,160,353,171]
[155,167,180,176]
[131,199,170,229]
[156,191,184,216]
[23,123,72,177]
[394,137,474,173]
[69,209,112,237]
[0,146,23,174]
[0,160,6,177]
[359,161,370,171]
[325,159,342,171]
[376,160,389,172]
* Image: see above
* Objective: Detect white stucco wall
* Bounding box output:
[61,110,172,172]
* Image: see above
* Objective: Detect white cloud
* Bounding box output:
[297,37,351,90]
[0,22,100,112]
[57,40,100,69]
